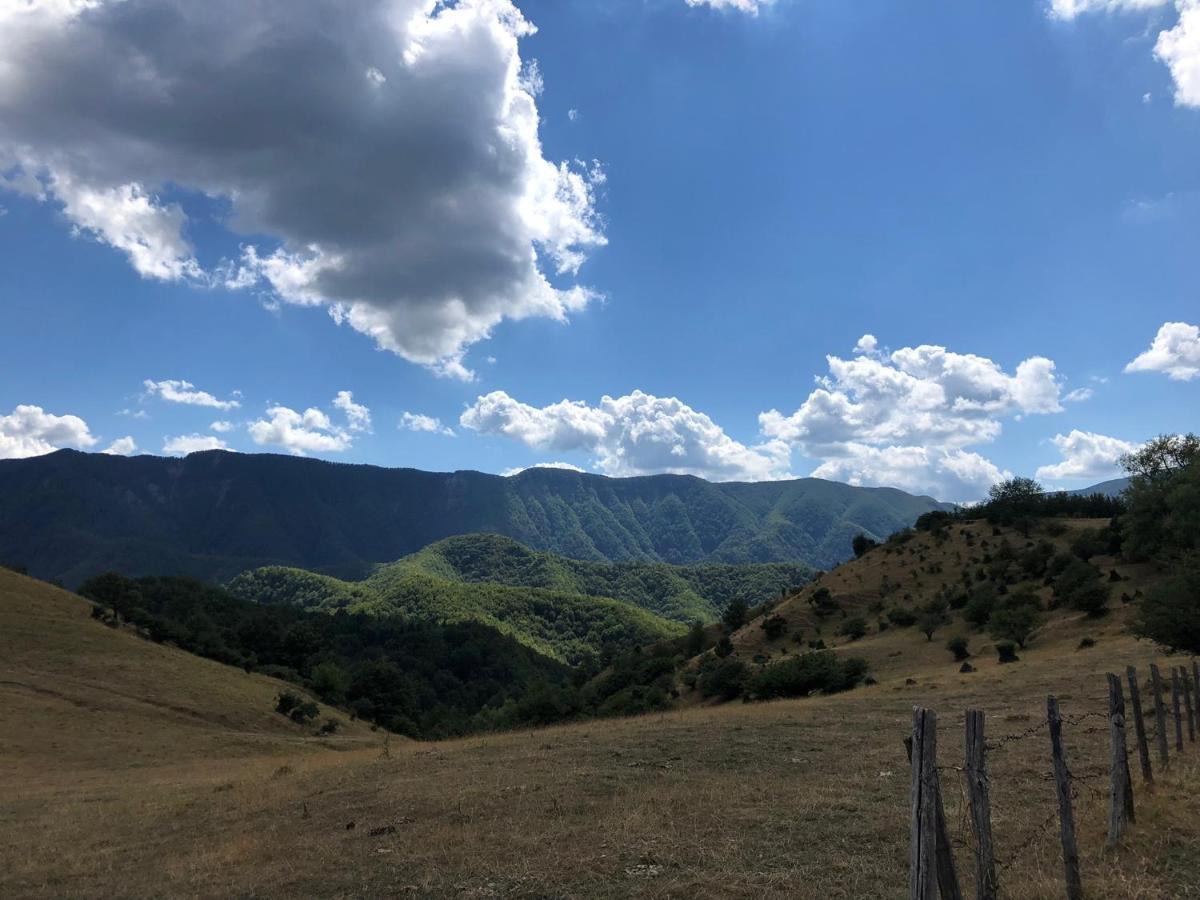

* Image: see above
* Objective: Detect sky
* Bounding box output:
[0,0,1197,502]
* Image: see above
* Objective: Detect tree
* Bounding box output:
[988,603,1042,649]
[1132,559,1200,654]
[918,610,947,642]
[809,587,839,618]
[986,477,1044,523]
[1120,433,1200,562]
[852,534,878,558]
[310,661,351,702]
[723,599,748,632]
[685,620,706,656]
[760,614,788,640]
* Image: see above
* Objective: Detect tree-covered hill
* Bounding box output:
[0,450,947,586]
[228,560,686,665]
[396,533,812,623]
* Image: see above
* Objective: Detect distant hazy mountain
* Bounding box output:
[1065,477,1130,499]
[0,450,948,586]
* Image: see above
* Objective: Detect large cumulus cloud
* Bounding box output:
[0,0,605,379]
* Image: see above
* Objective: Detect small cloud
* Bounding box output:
[118,408,149,420]
[502,461,587,476]
[143,379,240,410]
[162,434,228,455]
[103,436,138,456]
[567,108,580,122]
[1143,91,1153,103]
[333,390,372,433]
[1125,321,1200,381]
[209,421,234,433]
[248,400,354,456]
[400,412,455,437]
[1064,387,1094,403]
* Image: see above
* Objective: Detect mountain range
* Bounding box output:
[0,449,949,586]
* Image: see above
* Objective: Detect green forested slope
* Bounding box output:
[0,450,946,586]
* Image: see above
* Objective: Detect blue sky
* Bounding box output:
[0,0,1197,501]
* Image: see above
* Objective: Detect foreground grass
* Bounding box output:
[3,572,1197,899]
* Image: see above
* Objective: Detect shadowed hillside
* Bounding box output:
[0,449,947,586]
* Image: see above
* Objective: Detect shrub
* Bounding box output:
[714,636,734,659]
[761,614,788,640]
[745,652,869,700]
[1077,637,1096,650]
[699,658,748,700]
[887,606,918,627]
[852,534,879,558]
[838,617,868,641]
[963,583,998,630]
[995,641,1019,664]
[946,636,970,662]
[275,691,303,717]
[685,620,707,657]
[809,587,840,618]
[316,719,339,735]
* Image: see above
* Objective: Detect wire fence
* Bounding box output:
[907,659,1200,900]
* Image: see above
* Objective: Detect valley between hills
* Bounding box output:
[2,439,1199,898]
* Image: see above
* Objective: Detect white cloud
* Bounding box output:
[567,108,580,122]
[118,408,149,420]
[0,0,605,379]
[1049,0,1171,20]
[162,434,228,455]
[143,379,240,410]
[1156,1,1200,107]
[333,391,372,433]
[0,404,98,459]
[400,412,455,437]
[103,436,138,456]
[1125,321,1200,380]
[812,444,1010,502]
[685,0,774,13]
[1035,430,1141,482]
[758,336,1066,501]
[209,420,234,433]
[1064,387,1095,402]
[501,461,586,476]
[1052,0,1200,109]
[461,390,791,481]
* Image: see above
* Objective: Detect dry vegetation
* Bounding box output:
[2,525,1198,899]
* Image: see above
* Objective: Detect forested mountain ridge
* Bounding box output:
[0,449,947,586]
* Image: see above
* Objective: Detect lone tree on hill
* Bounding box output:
[723,599,749,632]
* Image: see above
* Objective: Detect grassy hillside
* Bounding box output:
[4,543,1197,898]
[0,567,371,781]
[394,533,812,622]
[229,560,685,665]
[0,449,946,585]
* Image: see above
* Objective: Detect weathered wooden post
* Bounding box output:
[1171,668,1184,752]
[1151,663,1169,767]
[910,707,938,900]
[1193,661,1200,722]
[907,710,961,900]
[1126,666,1153,788]
[1048,697,1083,900]
[1183,670,1196,743]
[1107,673,1134,845]
[964,710,998,900]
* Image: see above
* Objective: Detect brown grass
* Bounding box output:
[2,537,1198,898]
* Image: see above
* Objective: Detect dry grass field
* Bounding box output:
[2,526,1199,898]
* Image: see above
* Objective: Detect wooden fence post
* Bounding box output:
[1126,666,1153,789]
[1107,673,1134,845]
[1172,668,1184,752]
[1193,661,1200,722]
[907,711,962,900]
[910,707,938,900]
[1151,663,1169,767]
[1047,697,1083,900]
[965,710,998,900]
[1183,670,1196,743]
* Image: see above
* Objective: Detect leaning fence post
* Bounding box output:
[1047,697,1083,900]
[1107,673,1134,845]
[1183,670,1196,743]
[1126,666,1153,789]
[1171,668,1184,752]
[910,707,939,900]
[1151,663,1169,767]
[965,710,998,900]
